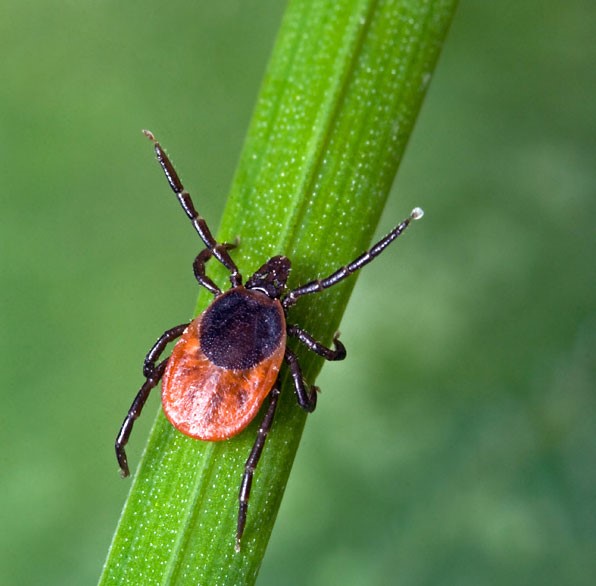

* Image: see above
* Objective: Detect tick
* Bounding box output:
[115,130,423,551]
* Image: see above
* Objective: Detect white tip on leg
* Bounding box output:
[410,207,424,220]
[142,129,156,142]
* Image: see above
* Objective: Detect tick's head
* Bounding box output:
[245,255,291,299]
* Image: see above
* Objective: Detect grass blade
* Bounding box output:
[100,1,458,584]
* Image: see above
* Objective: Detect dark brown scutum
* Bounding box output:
[200,289,284,370]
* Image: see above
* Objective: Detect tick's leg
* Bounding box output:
[193,241,237,296]
[283,207,424,308]
[287,325,346,361]
[143,130,241,288]
[236,385,281,552]
[284,347,318,412]
[116,323,188,477]
[143,323,189,378]
[115,360,167,477]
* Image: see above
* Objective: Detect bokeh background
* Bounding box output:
[1,1,594,584]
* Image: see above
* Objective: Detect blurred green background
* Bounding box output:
[1,1,594,585]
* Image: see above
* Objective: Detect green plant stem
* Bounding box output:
[99,0,457,584]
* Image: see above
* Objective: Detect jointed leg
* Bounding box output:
[284,347,318,412]
[236,385,281,551]
[116,323,188,477]
[143,323,189,378]
[283,207,424,308]
[116,360,167,477]
[193,241,237,296]
[238,336,331,547]
[287,325,346,361]
[143,130,241,288]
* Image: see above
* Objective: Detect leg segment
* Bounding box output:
[143,130,241,288]
[143,323,189,378]
[192,242,237,296]
[283,207,424,308]
[287,325,346,361]
[284,347,318,412]
[116,323,188,477]
[236,385,281,551]
[115,360,167,477]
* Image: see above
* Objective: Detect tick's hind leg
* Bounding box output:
[287,325,346,361]
[193,241,237,296]
[236,385,281,552]
[116,323,188,477]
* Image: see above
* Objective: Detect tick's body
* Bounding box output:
[115,130,423,551]
[162,288,286,440]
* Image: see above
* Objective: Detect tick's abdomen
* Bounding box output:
[161,288,286,440]
[200,288,285,370]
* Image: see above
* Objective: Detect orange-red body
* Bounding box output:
[161,298,287,441]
